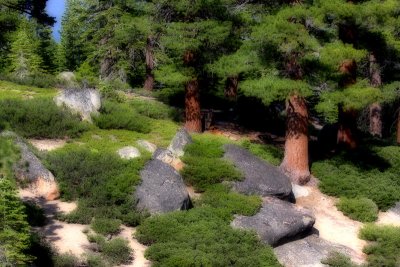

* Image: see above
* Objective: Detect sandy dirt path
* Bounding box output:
[19,189,90,256]
[295,183,367,264]
[119,226,151,267]
[29,139,67,151]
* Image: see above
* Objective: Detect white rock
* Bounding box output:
[117,146,141,159]
[137,140,157,153]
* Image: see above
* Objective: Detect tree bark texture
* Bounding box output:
[397,110,400,144]
[225,75,238,100]
[368,53,383,137]
[280,95,310,185]
[184,78,202,133]
[144,36,155,90]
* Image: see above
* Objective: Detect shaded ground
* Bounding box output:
[119,226,151,267]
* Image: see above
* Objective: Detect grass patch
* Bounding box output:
[94,100,151,133]
[241,139,283,166]
[46,148,148,226]
[360,224,400,267]
[130,98,180,120]
[91,218,121,236]
[322,252,357,267]
[0,80,57,100]
[136,184,281,267]
[181,134,242,192]
[87,234,132,265]
[336,197,378,222]
[312,146,400,210]
[0,98,87,138]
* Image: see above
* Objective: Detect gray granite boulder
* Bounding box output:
[1,131,59,200]
[274,234,356,267]
[167,128,192,157]
[224,144,292,198]
[135,159,191,214]
[117,146,141,159]
[55,88,101,121]
[231,197,315,246]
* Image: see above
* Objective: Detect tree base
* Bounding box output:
[280,163,311,185]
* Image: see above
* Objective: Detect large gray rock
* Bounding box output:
[224,144,292,198]
[274,234,356,267]
[55,88,101,121]
[0,131,59,200]
[135,159,191,214]
[117,146,141,159]
[167,128,192,157]
[231,197,315,246]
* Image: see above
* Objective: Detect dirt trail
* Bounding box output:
[19,189,90,256]
[377,210,400,226]
[295,182,367,264]
[119,226,151,267]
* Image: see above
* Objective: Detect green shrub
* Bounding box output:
[86,254,107,267]
[93,101,151,133]
[360,224,400,267]
[312,146,400,210]
[130,98,179,120]
[336,197,378,222]
[181,135,242,192]
[241,139,283,166]
[0,72,57,88]
[322,252,357,267]
[0,98,87,138]
[91,218,121,236]
[46,148,147,226]
[101,238,132,265]
[136,186,279,267]
[53,253,81,267]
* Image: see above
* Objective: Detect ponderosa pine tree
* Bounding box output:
[153,0,235,132]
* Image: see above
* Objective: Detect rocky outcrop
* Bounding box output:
[137,140,157,153]
[135,159,191,214]
[167,128,192,157]
[54,88,101,122]
[117,146,141,159]
[231,197,315,246]
[274,234,355,267]
[1,131,59,200]
[223,144,292,198]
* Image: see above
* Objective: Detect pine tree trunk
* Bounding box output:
[225,75,238,100]
[280,95,310,184]
[368,53,382,137]
[184,78,202,133]
[397,110,400,144]
[144,36,155,91]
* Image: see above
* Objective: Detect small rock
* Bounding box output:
[137,140,157,153]
[274,234,356,267]
[292,183,310,198]
[231,197,315,246]
[135,159,191,214]
[167,128,192,157]
[92,135,102,140]
[54,88,101,122]
[117,146,141,159]
[224,144,292,198]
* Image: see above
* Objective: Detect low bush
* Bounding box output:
[322,252,357,267]
[336,197,378,222]
[130,98,180,120]
[312,146,400,210]
[181,135,242,192]
[86,254,107,267]
[87,234,132,265]
[360,224,400,267]
[46,148,147,226]
[0,98,87,138]
[0,72,57,88]
[91,218,121,236]
[136,185,280,267]
[94,101,151,133]
[53,253,81,267]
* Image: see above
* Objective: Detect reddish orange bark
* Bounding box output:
[280,95,310,184]
[369,53,382,137]
[184,78,202,133]
[225,75,238,100]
